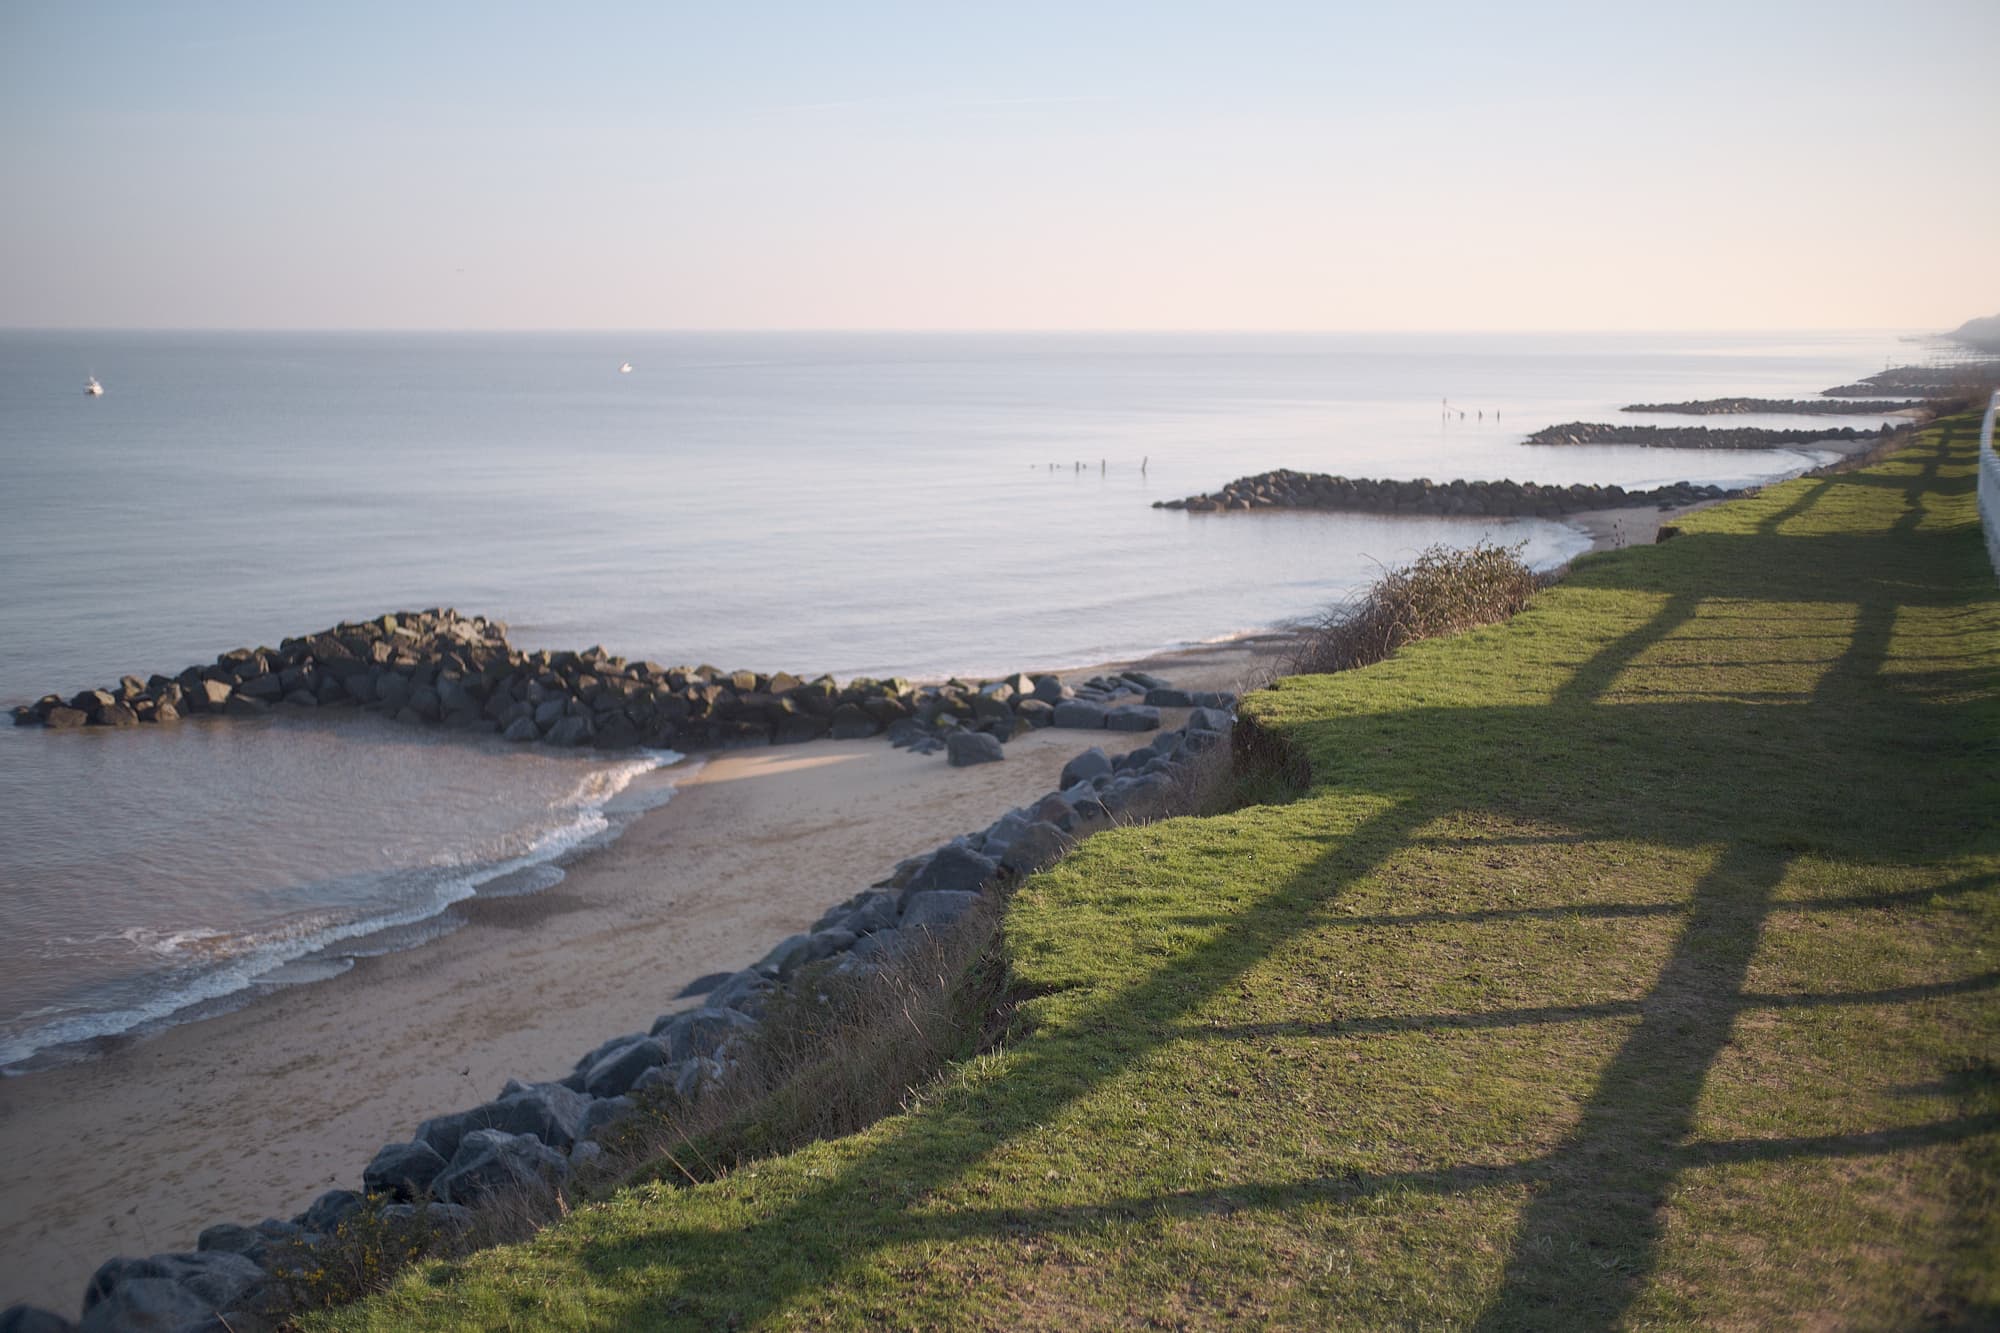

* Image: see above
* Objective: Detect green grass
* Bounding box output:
[321,413,2000,1330]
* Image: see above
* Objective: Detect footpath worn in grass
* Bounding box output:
[326,415,2000,1329]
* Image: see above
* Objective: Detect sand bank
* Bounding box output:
[0,645,1269,1313]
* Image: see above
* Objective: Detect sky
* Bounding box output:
[3,0,1996,331]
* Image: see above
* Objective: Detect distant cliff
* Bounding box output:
[1949,313,2000,353]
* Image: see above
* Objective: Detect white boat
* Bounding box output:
[618,362,633,374]
[84,376,103,397]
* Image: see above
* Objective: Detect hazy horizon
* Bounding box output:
[5,1,1997,332]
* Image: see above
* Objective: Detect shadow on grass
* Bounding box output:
[412,424,2000,1328]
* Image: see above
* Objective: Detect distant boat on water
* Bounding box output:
[619,362,633,374]
[84,375,103,397]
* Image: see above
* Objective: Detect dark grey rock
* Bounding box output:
[363,1140,450,1201]
[905,843,998,896]
[0,1306,74,1333]
[1186,706,1233,734]
[578,1096,636,1143]
[811,927,858,957]
[1013,698,1055,728]
[999,820,1074,875]
[1105,705,1161,732]
[571,1030,648,1075]
[759,933,815,975]
[901,889,981,931]
[1059,747,1112,789]
[837,890,899,935]
[1031,675,1069,703]
[236,673,283,701]
[545,715,592,747]
[78,1279,209,1332]
[432,1129,570,1207]
[82,1252,268,1327]
[1143,687,1194,707]
[673,1058,720,1103]
[980,810,1031,858]
[706,968,775,1017]
[416,1081,595,1157]
[501,716,539,742]
[657,1006,759,1062]
[1191,691,1236,709]
[301,1188,366,1235]
[193,1223,263,1257]
[583,1037,671,1098]
[850,928,903,962]
[945,731,1005,766]
[1051,700,1107,728]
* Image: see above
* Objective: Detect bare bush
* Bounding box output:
[1284,542,1540,677]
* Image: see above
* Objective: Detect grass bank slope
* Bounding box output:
[327,415,2000,1330]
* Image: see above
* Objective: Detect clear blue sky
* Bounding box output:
[3,0,1995,330]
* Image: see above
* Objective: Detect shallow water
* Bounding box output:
[0,328,1925,1064]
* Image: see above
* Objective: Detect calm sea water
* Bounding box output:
[0,329,1921,1066]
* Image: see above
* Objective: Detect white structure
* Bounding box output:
[1981,389,2000,579]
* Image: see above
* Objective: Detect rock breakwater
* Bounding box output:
[1619,397,1921,416]
[1524,421,1875,449]
[9,610,1180,753]
[1822,360,2000,398]
[1153,469,1735,518]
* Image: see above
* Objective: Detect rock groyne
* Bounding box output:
[1153,469,1735,518]
[1822,360,2000,398]
[1524,421,1874,449]
[9,610,1210,751]
[1619,397,1920,416]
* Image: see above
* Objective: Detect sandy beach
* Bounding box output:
[0,642,1276,1314]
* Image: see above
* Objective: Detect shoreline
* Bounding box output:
[0,641,1269,1314]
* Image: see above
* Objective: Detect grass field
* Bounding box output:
[323,411,2000,1329]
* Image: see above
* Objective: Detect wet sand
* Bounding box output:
[0,644,1270,1315]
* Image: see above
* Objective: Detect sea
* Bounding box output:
[0,328,1928,1069]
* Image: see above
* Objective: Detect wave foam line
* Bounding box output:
[0,748,684,1071]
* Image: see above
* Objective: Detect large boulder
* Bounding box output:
[192,680,235,711]
[905,843,998,897]
[545,715,592,747]
[432,1129,570,1207]
[900,890,981,932]
[577,1095,637,1144]
[582,1038,671,1099]
[1104,705,1161,732]
[758,933,815,975]
[655,1006,759,1062]
[945,731,1005,766]
[78,1280,209,1332]
[1013,698,1055,728]
[236,673,283,702]
[300,1188,366,1234]
[835,890,899,935]
[1051,700,1107,729]
[1059,747,1112,789]
[0,1307,74,1333]
[363,1139,451,1201]
[1186,706,1233,734]
[1143,687,1194,707]
[1030,675,1069,703]
[414,1081,593,1158]
[999,820,1074,875]
[81,1252,268,1330]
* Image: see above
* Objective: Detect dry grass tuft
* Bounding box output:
[1284,541,1541,677]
